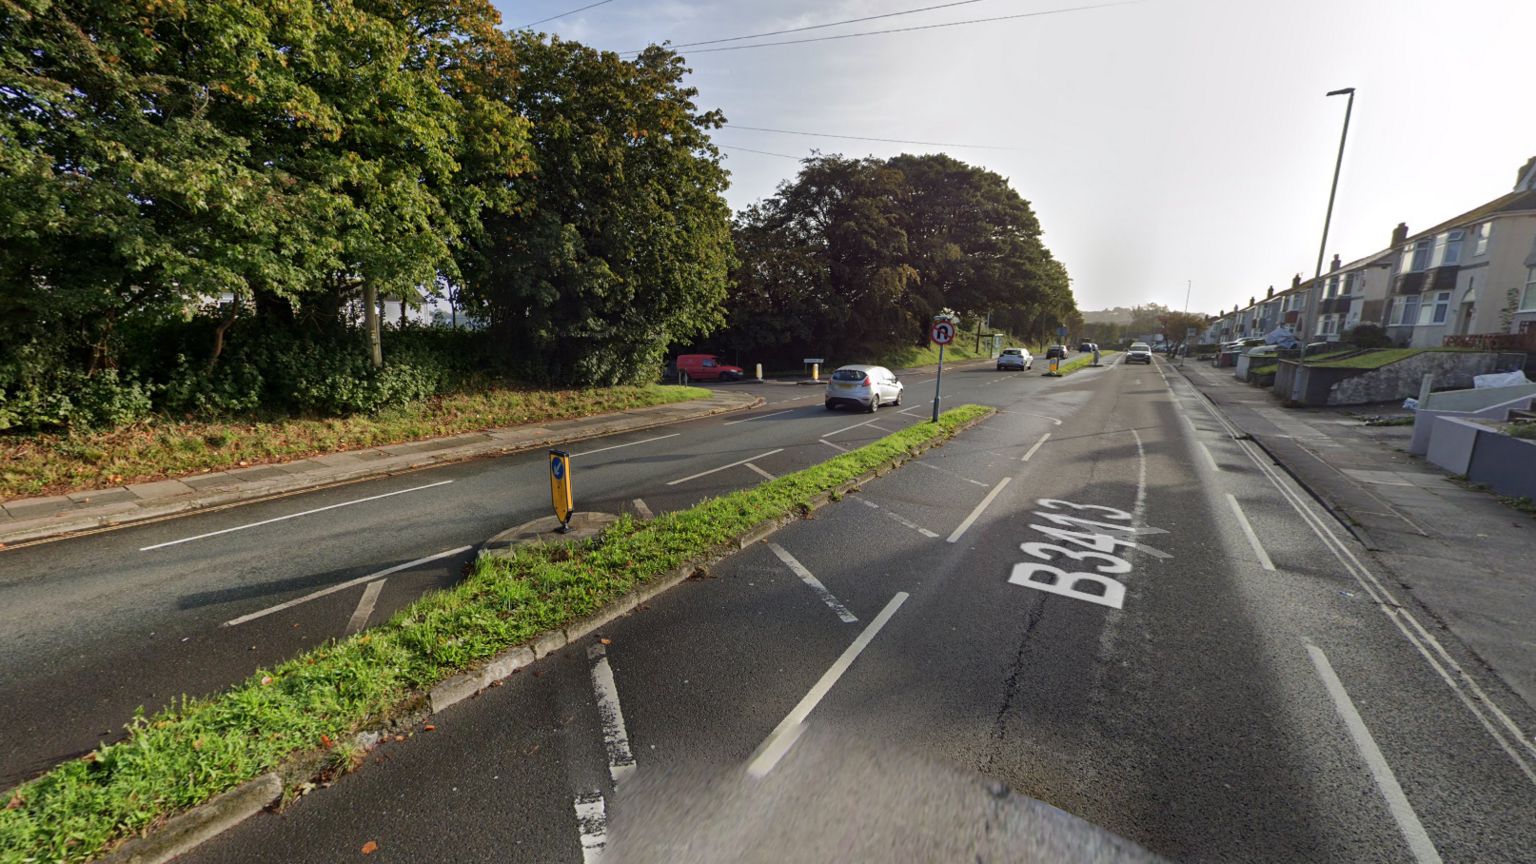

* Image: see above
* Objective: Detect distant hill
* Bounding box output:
[1082,305,1163,325]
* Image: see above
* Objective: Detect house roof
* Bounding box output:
[1402,188,1536,244]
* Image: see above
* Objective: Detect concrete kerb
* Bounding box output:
[86,407,993,864]
[0,392,762,546]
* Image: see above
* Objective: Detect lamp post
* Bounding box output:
[1311,87,1355,319]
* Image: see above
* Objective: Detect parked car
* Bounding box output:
[1045,345,1068,360]
[1126,342,1153,364]
[674,353,744,383]
[825,364,903,412]
[1078,341,1095,352]
[997,347,1033,371]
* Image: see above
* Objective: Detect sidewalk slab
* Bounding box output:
[0,391,760,546]
[1177,361,1536,712]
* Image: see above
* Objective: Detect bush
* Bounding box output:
[1345,324,1391,348]
[0,368,153,431]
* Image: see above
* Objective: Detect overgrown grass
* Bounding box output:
[0,405,993,864]
[0,385,706,499]
[1249,363,1279,377]
[1509,421,1536,440]
[1308,347,1473,370]
[1055,351,1117,375]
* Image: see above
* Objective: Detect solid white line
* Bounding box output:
[915,460,989,487]
[724,409,794,426]
[745,462,776,480]
[1226,493,1275,571]
[588,644,637,783]
[819,438,850,453]
[1131,429,1148,526]
[572,433,679,458]
[222,545,470,627]
[1198,441,1221,472]
[573,792,608,863]
[824,417,881,437]
[1306,645,1444,864]
[769,543,858,623]
[946,477,1012,543]
[140,480,455,551]
[867,423,891,432]
[1021,432,1051,462]
[631,498,653,520]
[883,510,939,538]
[746,591,908,777]
[344,579,386,635]
[665,449,785,485]
[1184,380,1536,783]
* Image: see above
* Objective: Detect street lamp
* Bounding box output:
[1311,87,1356,318]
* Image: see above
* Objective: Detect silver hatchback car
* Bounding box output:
[996,347,1032,371]
[825,364,903,412]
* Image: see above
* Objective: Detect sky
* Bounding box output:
[497,0,1536,316]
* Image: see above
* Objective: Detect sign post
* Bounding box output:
[549,449,573,533]
[930,316,955,422]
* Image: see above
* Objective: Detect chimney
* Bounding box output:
[1268,285,1276,299]
[1330,254,1341,271]
[1391,222,1408,246]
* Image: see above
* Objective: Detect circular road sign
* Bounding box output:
[930,320,956,345]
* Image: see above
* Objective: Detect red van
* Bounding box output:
[675,354,745,383]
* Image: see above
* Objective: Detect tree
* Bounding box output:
[459,36,733,385]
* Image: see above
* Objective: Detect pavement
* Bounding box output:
[0,390,760,547]
[1176,359,1536,712]
[150,354,1535,863]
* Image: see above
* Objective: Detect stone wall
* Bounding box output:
[1327,352,1504,406]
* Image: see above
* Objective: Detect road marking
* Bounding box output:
[947,477,1012,543]
[1307,645,1444,864]
[1021,432,1051,462]
[746,591,908,777]
[572,433,680,458]
[1131,429,1148,525]
[867,423,891,432]
[631,498,653,520]
[344,579,386,635]
[1226,493,1274,570]
[666,449,785,485]
[1198,441,1221,471]
[883,510,940,538]
[769,543,858,623]
[913,460,988,487]
[724,409,795,426]
[573,792,608,863]
[824,417,882,437]
[588,643,637,783]
[1009,411,1063,426]
[222,545,470,627]
[140,480,454,551]
[819,439,850,453]
[745,462,776,480]
[1183,414,1201,435]
[1183,377,1536,784]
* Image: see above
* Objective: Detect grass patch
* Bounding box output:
[0,385,706,499]
[0,405,993,863]
[1364,416,1416,427]
[1509,421,1536,440]
[1249,363,1279,377]
[1308,347,1476,370]
[1055,351,1117,375]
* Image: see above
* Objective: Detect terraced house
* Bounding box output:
[1383,156,1536,349]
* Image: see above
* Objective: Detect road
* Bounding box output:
[145,355,1536,863]
[9,356,1536,862]
[0,358,1008,789]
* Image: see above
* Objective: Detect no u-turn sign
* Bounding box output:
[930,319,955,345]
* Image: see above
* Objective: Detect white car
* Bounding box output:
[997,347,1033,371]
[825,364,903,412]
[1126,342,1153,364]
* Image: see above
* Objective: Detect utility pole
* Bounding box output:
[1312,88,1356,315]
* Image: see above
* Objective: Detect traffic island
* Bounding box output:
[481,512,619,560]
[0,405,994,864]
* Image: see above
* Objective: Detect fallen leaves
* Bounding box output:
[260,675,273,686]
[320,734,333,748]
[361,840,379,855]
[6,793,22,810]
[598,637,612,645]
[422,723,436,732]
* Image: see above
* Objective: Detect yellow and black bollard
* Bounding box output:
[549,449,573,532]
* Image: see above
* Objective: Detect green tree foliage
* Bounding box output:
[458,36,732,386]
[721,154,1073,365]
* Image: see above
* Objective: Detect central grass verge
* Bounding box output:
[0,404,993,863]
[1055,351,1118,375]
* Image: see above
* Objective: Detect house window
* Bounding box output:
[1429,291,1452,324]
[1474,222,1492,256]
[1430,231,1464,268]
[1403,239,1433,272]
[1521,267,1536,312]
[1343,272,1358,296]
[1393,295,1421,326]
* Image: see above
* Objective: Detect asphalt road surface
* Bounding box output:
[13,356,1536,863]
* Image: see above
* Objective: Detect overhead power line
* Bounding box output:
[623,0,996,53]
[520,0,618,29]
[717,145,805,161]
[724,124,1025,152]
[658,1,1141,55]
